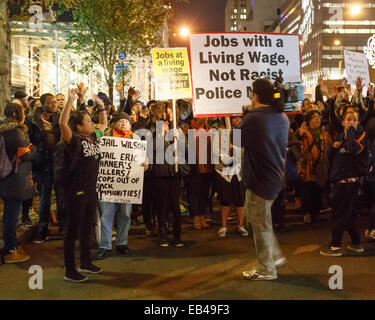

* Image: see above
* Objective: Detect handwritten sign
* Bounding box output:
[96,137,147,204]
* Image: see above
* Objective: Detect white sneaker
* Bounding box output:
[218,227,227,237]
[304,213,311,224]
[237,226,249,237]
[243,270,277,281]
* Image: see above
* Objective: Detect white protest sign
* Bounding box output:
[344,50,370,86]
[189,33,302,117]
[96,137,147,204]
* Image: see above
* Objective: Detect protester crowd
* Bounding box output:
[1,75,375,282]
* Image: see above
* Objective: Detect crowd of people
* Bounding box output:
[0,75,375,282]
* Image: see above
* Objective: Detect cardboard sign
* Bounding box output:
[96,137,147,204]
[344,50,370,86]
[189,33,302,117]
[151,48,192,100]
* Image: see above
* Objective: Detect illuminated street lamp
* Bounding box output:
[350,5,361,15]
[180,27,190,37]
[334,39,341,46]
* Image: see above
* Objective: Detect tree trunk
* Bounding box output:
[0,1,11,114]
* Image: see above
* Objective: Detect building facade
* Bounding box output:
[225,0,281,33]
[280,0,375,90]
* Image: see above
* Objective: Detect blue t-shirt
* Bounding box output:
[239,107,290,200]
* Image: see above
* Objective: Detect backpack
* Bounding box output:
[0,134,18,180]
[53,141,79,187]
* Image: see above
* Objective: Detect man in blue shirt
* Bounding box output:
[239,78,290,281]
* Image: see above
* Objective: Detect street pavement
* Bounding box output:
[0,211,375,300]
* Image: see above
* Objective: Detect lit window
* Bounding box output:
[234,9,237,13]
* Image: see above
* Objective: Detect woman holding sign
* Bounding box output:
[59,89,107,283]
[96,112,148,260]
[149,101,184,248]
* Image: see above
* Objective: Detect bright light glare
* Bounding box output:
[334,40,341,46]
[180,27,190,37]
[350,5,361,15]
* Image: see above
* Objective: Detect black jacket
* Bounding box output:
[26,107,61,172]
[0,121,37,200]
[329,125,367,182]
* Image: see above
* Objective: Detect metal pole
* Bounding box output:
[55,29,59,94]
[122,62,125,97]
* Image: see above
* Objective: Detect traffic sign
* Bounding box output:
[118,51,127,63]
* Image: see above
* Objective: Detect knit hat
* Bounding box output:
[112,112,132,124]
[97,92,112,106]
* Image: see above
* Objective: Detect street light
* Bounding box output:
[334,39,341,46]
[350,4,361,16]
[180,27,190,37]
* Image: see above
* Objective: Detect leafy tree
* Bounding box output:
[62,0,168,101]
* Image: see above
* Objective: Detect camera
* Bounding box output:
[273,77,304,112]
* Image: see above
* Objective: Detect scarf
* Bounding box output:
[76,132,94,144]
[310,127,322,147]
[112,127,132,139]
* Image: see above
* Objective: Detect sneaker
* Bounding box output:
[159,240,169,247]
[173,240,184,248]
[95,248,111,260]
[78,263,103,274]
[33,234,49,244]
[347,244,364,253]
[243,270,277,281]
[3,248,30,264]
[320,245,342,257]
[237,226,249,237]
[304,213,311,224]
[274,257,287,269]
[218,227,227,237]
[64,269,88,283]
[116,245,131,255]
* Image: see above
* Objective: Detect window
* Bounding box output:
[233,9,237,13]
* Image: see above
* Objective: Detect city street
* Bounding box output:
[1,212,375,300]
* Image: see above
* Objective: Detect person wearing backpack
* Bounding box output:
[320,110,368,256]
[0,103,36,263]
[59,89,107,283]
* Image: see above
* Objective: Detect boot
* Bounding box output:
[146,222,157,238]
[199,215,209,228]
[193,216,202,230]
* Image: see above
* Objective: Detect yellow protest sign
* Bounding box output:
[151,48,192,100]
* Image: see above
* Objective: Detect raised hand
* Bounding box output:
[115,80,123,94]
[92,94,105,107]
[368,84,374,100]
[68,88,77,101]
[131,90,141,103]
[356,76,364,92]
[77,82,88,97]
[299,121,308,135]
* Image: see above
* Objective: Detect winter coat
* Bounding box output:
[295,127,332,187]
[0,121,37,200]
[26,107,61,172]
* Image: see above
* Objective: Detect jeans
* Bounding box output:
[367,181,375,231]
[99,201,132,250]
[2,198,23,252]
[154,177,181,240]
[187,173,212,217]
[300,181,322,222]
[64,188,97,271]
[36,170,53,237]
[331,182,361,247]
[245,189,283,277]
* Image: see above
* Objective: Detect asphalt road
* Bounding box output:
[1,213,375,300]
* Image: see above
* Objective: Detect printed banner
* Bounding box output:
[152,47,192,100]
[189,33,302,117]
[96,137,147,204]
[344,50,370,86]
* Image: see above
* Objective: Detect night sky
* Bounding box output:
[174,0,227,33]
